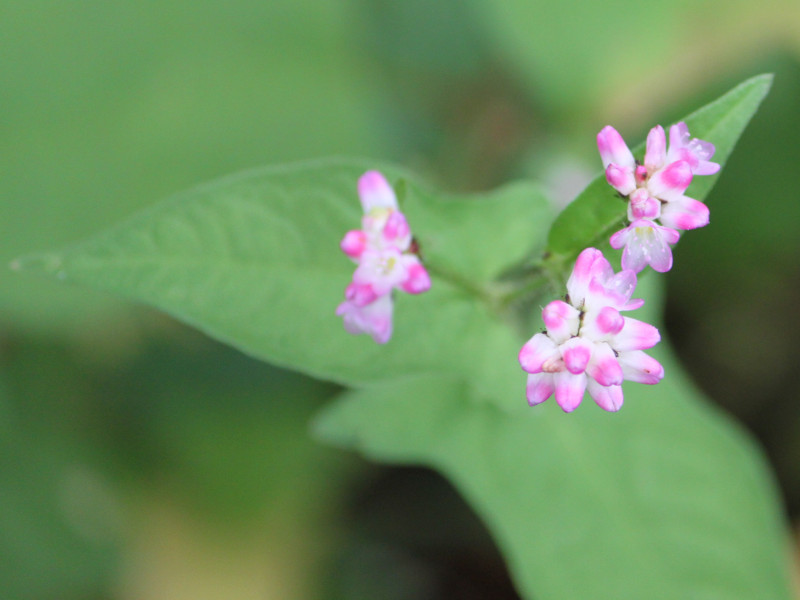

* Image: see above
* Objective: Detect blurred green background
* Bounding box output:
[2,1,799,598]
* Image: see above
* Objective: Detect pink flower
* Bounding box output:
[597,122,717,273]
[337,293,393,344]
[337,171,431,343]
[519,248,663,412]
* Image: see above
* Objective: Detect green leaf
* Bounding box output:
[314,353,794,600]
[15,158,553,391]
[545,74,773,270]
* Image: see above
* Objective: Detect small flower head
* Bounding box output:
[597,122,717,273]
[519,248,663,412]
[337,171,430,343]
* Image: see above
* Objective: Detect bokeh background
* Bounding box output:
[2,1,800,598]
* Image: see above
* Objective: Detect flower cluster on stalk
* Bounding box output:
[335,120,721,413]
[336,171,430,344]
[518,248,663,412]
[598,122,719,273]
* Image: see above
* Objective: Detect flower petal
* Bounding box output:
[542,300,580,344]
[554,371,587,412]
[648,160,693,200]
[340,230,367,259]
[566,248,610,308]
[519,333,559,374]
[337,294,394,344]
[560,336,593,375]
[587,380,624,412]
[659,196,710,230]
[399,255,431,294]
[586,342,623,387]
[644,124,667,173]
[597,126,635,169]
[667,122,720,175]
[605,164,636,195]
[358,170,398,212]
[613,317,661,352]
[526,373,555,406]
[382,210,411,249]
[618,350,664,384]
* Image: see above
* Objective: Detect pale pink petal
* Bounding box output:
[560,336,593,375]
[619,221,675,273]
[399,256,431,294]
[566,248,610,308]
[667,122,720,175]
[585,268,637,310]
[519,333,559,374]
[542,300,580,344]
[597,126,635,169]
[526,373,555,406]
[628,188,660,220]
[587,380,624,412]
[554,371,587,412]
[609,226,630,250]
[648,160,693,200]
[382,210,411,249]
[586,342,623,387]
[583,306,625,339]
[345,281,379,307]
[659,196,710,230]
[618,350,664,384]
[613,317,661,352]
[337,294,394,344]
[644,125,667,173]
[358,171,398,212]
[605,164,636,195]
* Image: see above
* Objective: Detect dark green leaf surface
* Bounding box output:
[16,159,552,394]
[545,74,772,269]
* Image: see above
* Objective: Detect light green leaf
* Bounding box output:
[0,0,388,337]
[314,352,794,600]
[15,158,552,391]
[545,74,772,271]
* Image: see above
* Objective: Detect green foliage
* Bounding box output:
[545,74,773,273]
[314,277,794,600]
[15,159,552,396]
[13,75,794,600]
[0,0,385,336]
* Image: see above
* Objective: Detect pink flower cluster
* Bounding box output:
[337,171,431,343]
[598,122,719,273]
[518,248,663,412]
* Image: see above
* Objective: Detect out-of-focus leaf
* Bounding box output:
[545,74,772,273]
[0,0,385,336]
[15,159,552,398]
[314,296,794,600]
[0,382,117,600]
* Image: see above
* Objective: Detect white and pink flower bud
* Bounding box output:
[598,122,718,273]
[597,126,635,170]
[605,164,636,195]
[519,248,663,413]
[338,171,430,343]
[358,170,399,212]
[340,230,368,259]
